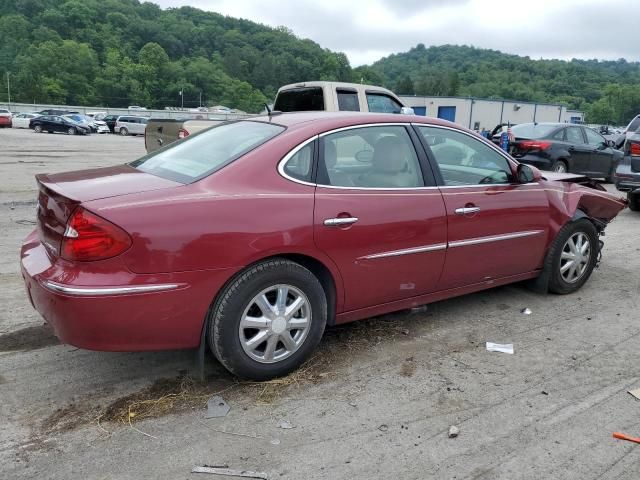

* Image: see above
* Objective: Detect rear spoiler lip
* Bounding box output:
[36,173,82,203]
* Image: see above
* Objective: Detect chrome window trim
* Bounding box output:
[277,135,319,187]
[42,281,183,296]
[360,243,447,260]
[448,230,545,248]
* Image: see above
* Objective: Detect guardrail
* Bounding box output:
[0,102,255,121]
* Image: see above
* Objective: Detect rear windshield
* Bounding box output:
[274,87,324,112]
[627,116,640,132]
[511,124,558,139]
[131,121,285,183]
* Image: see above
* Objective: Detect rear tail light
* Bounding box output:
[629,142,640,157]
[178,128,190,139]
[518,140,552,151]
[60,207,131,261]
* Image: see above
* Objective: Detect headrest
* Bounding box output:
[372,136,406,173]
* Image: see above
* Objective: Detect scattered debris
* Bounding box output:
[612,432,640,445]
[521,308,532,315]
[486,342,514,354]
[410,305,428,314]
[401,329,410,335]
[400,357,417,377]
[205,396,231,419]
[269,438,280,445]
[448,426,460,438]
[378,424,389,432]
[348,401,357,408]
[541,391,549,396]
[277,420,294,429]
[628,388,640,401]
[192,466,268,479]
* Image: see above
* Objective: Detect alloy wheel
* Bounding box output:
[239,284,311,364]
[559,232,591,283]
[553,162,567,173]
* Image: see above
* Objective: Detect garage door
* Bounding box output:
[437,106,456,122]
[413,106,427,116]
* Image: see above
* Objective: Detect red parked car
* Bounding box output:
[21,112,626,380]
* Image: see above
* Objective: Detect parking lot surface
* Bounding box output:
[1,127,639,479]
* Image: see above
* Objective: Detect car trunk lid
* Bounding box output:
[35,165,180,257]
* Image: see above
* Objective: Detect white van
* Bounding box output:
[115,116,148,136]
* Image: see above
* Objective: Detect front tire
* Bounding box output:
[546,219,599,294]
[34,125,42,133]
[629,192,639,211]
[67,127,76,135]
[119,127,128,136]
[207,259,327,380]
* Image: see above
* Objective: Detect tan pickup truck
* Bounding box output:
[144,81,412,153]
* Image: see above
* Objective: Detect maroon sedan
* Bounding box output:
[21,112,625,379]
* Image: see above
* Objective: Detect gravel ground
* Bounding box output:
[1,127,639,480]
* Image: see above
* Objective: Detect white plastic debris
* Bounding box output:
[628,388,640,400]
[486,342,514,354]
[192,466,268,479]
[448,425,460,438]
[205,396,231,418]
[521,308,532,315]
[277,420,294,429]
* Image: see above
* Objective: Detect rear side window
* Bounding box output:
[131,121,285,183]
[318,125,424,188]
[566,127,585,144]
[337,89,360,111]
[511,124,557,139]
[274,87,324,112]
[584,127,605,146]
[365,93,402,113]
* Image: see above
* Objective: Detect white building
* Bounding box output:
[399,96,584,131]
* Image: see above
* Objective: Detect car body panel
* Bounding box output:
[20,112,627,351]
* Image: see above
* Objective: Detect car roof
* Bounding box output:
[247,111,461,133]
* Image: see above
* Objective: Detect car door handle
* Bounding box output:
[324,217,359,226]
[454,207,481,215]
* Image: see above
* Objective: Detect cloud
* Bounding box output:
[153,0,640,66]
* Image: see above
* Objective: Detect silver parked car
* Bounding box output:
[115,116,148,136]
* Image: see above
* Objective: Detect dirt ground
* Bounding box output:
[1,127,639,479]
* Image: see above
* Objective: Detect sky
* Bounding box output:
[154,0,637,66]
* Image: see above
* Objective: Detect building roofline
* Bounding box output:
[398,94,581,111]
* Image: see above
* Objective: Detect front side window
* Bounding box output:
[366,93,403,114]
[337,89,360,111]
[417,126,513,186]
[318,126,424,188]
[584,127,605,146]
[131,121,285,183]
[274,87,324,112]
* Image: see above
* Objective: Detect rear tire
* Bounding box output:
[551,160,568,173]
[207,258,327,380]
[546,219,599,294]
[34,125,42,133]
[67,127,76,135]
[119,127,128,136]
[629,192,639,212]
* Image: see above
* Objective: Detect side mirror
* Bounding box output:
[400,107,415,115]
[606,139,616,148]
[517,163,542,183]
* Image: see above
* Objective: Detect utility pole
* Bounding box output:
[6,72,10,110]
[181,88,184,109]
[199,91,202,108]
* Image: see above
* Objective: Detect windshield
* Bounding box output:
[511,124,558,139]
[131,121,285,183]
[66,115,84,123]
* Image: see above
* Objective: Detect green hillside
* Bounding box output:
[1,1,639,122]
[370,44,640,125]
[0,0,351,112]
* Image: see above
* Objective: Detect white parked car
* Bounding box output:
[115,115,148,136]
[12,112,40,129]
